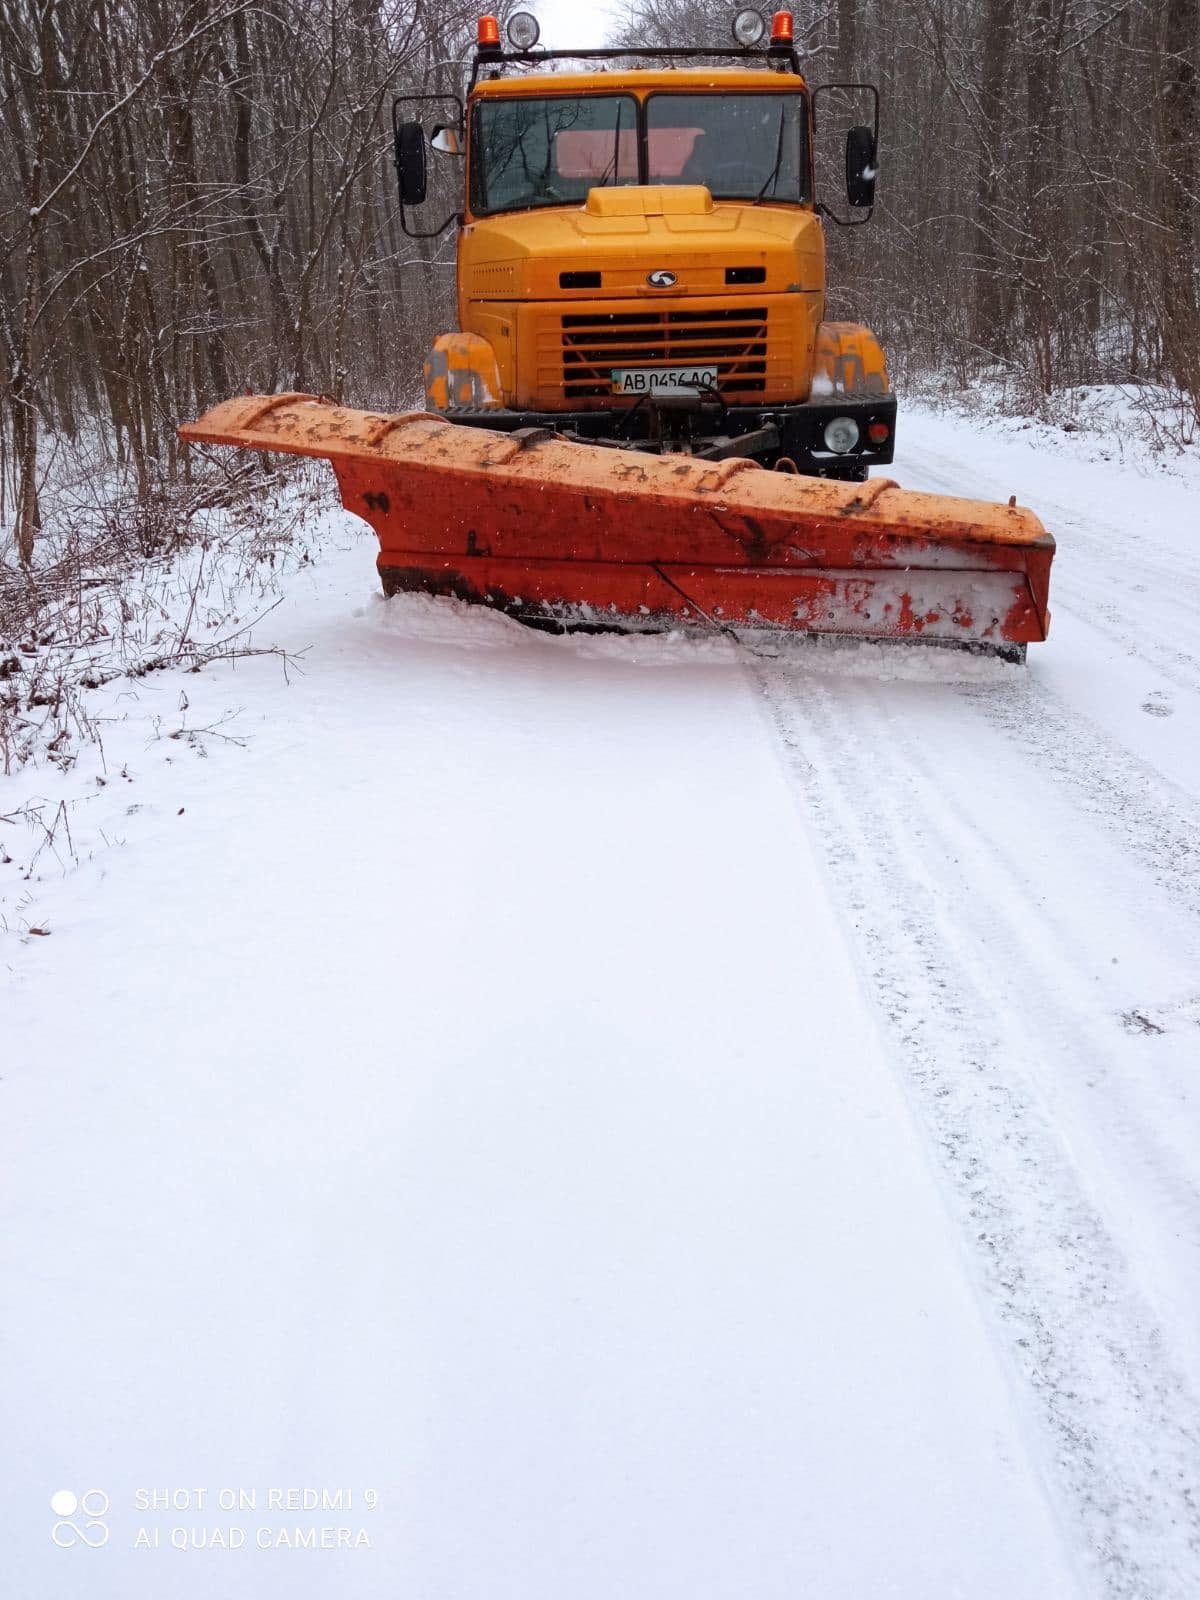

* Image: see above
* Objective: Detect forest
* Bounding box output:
[1,0,1196,566]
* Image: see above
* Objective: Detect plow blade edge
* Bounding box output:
[180,395,1053,651]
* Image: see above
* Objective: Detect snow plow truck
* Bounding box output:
[181,9,1053,660]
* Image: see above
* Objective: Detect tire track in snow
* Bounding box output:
[1048,575,1200,699]
[753,664,1200,1600]
[954,675,1200,917]
[861,684,1200,1299]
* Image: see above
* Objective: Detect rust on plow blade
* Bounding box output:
[180,394,1053,654]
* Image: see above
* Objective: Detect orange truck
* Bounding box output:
[400,8,894,479]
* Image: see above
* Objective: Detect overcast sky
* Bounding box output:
[523,1,619,50]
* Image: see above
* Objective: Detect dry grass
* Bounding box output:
[0,453,327,774]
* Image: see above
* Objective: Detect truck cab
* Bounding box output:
[395,10,896,477]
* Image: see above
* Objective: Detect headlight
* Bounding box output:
[507,11,540,49]
[732,9,766,44]
[823,416,860,454]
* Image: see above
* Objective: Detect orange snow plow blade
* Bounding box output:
[180,394,1053,655]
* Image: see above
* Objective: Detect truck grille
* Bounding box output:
[558,307,769,400]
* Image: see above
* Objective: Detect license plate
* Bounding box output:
[611,365,719,396]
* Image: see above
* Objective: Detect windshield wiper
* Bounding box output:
[597,101,624,187]
[754,105,787,202]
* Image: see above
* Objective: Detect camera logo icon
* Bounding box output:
[51,1489,109,1547]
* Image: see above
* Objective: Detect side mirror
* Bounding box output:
[845,125,876,209]
[395,122,427,205]
[431,125,463,156]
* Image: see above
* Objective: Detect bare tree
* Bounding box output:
[614,0,1200,421]
[0,0,496,564]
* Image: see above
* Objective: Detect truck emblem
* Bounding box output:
[647,270,677,288]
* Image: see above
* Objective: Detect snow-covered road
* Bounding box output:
[3,406,1199,1598]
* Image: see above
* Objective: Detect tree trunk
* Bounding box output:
[1160,0,1199,399]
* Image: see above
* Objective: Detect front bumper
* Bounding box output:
[443,395,897,476]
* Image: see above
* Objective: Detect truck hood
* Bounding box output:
[464,186,825,301]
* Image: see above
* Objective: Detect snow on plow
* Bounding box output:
[180,394,1053,658]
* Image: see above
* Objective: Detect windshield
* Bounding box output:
[646,94,806,202]
[470,91,809,215]
[471,96,639,215]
